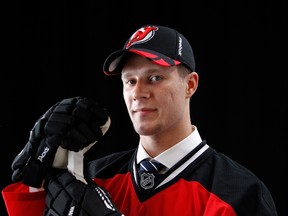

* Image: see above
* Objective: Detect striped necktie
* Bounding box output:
[138,159,165,190]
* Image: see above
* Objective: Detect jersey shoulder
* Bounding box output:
[85,149,136,179]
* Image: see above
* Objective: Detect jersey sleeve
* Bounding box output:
[2,182,46,216]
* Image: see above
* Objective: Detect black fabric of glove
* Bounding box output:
[60,97,109,152]
[11,96,109,188]
[44,170,123,216]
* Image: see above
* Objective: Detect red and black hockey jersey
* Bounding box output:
[85,141,277,215]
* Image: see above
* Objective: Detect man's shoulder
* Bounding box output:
[85,149,136,178]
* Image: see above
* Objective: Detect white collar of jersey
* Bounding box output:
[136,125,202,169]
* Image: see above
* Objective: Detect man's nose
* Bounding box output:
[132,82,149,100]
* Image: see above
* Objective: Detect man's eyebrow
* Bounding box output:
[121,69,158,77]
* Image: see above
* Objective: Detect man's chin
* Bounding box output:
[134,124,159,136]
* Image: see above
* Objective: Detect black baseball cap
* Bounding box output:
[103,24,196,75]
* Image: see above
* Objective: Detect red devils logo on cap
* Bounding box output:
[125,25,158,49]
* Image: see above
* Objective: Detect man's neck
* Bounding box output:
[139,125,194,158]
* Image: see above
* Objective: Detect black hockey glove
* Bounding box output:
[44,170,124,216]
[11,96,110,188]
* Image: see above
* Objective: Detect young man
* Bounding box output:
[2,24,278,215]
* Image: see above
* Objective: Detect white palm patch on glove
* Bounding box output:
[52,117,111,183]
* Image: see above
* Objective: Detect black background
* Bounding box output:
[1,0,287,215]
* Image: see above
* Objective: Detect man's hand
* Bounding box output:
[44,170,124,216]
[11,96,110,188]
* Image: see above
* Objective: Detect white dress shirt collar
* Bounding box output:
[136,125,202,169]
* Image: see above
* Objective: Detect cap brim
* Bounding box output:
[103,48,181,75]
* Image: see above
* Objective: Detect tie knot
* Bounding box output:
[139,159,164,174]
[138,159,165,190]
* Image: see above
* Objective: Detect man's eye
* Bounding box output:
[126,80,136,85]
[150,76,162,82]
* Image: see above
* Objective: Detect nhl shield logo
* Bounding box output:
[140,172,155,190]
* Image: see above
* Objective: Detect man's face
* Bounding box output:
[121,55,190,137]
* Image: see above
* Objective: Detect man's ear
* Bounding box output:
[185,72,199,97]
